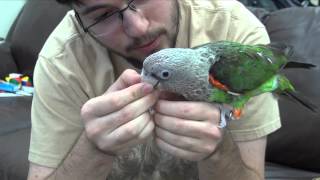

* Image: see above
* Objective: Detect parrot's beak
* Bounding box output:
[153,80,160,89]
[141,69,160,88]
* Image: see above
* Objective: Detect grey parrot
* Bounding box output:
[140,41,318,119]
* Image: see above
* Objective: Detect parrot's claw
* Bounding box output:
[218,107,244,128]
[218,107,234,128]
[232,108,242,120]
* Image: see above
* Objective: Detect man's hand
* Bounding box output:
[81,69,159,155]
[153,98,223,161]
[28,69,159,180]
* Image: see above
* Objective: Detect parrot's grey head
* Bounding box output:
[141,47,216,101]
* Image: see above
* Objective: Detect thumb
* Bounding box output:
[106,69,141,93]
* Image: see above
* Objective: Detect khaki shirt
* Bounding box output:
[29,0,281,173]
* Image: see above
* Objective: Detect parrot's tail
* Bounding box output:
[284,61,316,69]
[277,75,318,113]
[283,90,319,113]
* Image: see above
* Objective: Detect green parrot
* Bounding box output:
[141,41,318,120]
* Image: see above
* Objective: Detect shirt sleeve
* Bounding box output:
[29,56,84,168]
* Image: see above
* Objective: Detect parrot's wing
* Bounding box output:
[208,41,279,93]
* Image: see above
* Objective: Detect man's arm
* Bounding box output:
[153,99,267,180]
[198,132,266,180]
[28,69,159,180]
[27,132,114,180]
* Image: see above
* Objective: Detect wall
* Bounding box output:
[0,0,27,39]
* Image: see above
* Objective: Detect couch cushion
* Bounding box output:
[0,128,30,180]
[0,42,18,79]
[0,97,32,180]
[10,0,70,78]
[263,7,320,172]
[265,162,320,180]
[0,97,32,136]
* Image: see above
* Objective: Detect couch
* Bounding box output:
[0,0,319,179]
[0,1,69,179]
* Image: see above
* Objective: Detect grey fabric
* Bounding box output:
[265,162,320,180]
[247,7,271,21]
[0,1,69,180]
[261,7,320,172]
[0,42,18,79]
[0,97,32,136]
[9,0,70,78]
[237,0,279,11]
[0,128,30,180]
[0,97,32,180]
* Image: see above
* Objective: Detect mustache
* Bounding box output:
[126,28,166,51]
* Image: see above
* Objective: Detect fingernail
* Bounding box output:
[142,83,154,95]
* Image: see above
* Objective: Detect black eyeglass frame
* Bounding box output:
[75,0,137,33]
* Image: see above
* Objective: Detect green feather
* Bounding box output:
[206,41,288,93]
[209,88,233,104]
[208,74,296,113]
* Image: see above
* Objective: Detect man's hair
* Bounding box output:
[56,0,79,5]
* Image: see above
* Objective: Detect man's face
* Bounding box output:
[75,0,179,62]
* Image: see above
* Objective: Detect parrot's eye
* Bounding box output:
[160,70,171,80]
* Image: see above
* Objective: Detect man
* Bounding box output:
[27,0,281,179]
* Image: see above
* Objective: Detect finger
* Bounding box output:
[92,112,150,151]
[116,117,155,154]
[109,112,151,144]
[155,136,204,161]
[107,69,141,93]
[108,114,155,154]
[155,127,215,154]
[86,91,159,133]
[135,116,155,141]
[82,83,156,119]
[154,100,220,121]
[154,113,220,139]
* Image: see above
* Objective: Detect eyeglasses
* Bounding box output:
[75,0,149,37]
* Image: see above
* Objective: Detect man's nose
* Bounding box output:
[121,9,149,38]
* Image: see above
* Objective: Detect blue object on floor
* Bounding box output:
[0,82,19,92]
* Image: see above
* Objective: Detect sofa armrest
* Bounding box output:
[0,42,19,79]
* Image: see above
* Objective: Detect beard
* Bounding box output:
[100,0,180,69]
